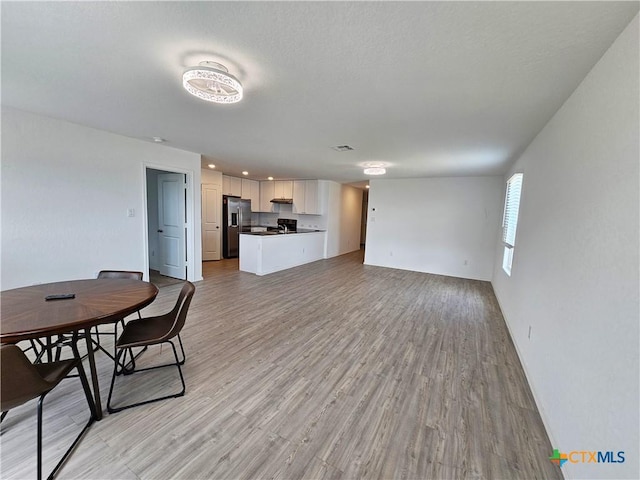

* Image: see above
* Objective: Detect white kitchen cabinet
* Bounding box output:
[242,178,260,211]
[292,180,322,214]
[273,180,293,199]
[304,180,321,214]
[222,175,242,196]
[259,181,276,212]
[292,180,306,214]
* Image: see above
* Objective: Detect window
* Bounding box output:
[502,173,523,275]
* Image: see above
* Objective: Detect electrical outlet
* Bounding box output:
[528,325,532,340]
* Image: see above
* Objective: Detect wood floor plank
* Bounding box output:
[1,251,563,479]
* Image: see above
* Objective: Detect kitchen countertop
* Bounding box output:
[242,229,325,236]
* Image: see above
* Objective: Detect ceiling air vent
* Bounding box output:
[331,145,354,152]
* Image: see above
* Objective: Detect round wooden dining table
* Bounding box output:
[1,278,159,420]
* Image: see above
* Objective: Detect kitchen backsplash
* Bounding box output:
[258,207,327,230]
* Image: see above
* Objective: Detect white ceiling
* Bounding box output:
[2,2,638,183]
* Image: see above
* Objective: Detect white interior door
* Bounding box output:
[158,173,186,279]
[202,183,221,261]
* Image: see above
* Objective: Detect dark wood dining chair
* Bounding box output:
[1,338,96,480]
[107,281,195,413]
[51,270,144,365]
[93,270,144,361]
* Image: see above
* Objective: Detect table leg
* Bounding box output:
[46,336,53,363]
[84,328,103,420]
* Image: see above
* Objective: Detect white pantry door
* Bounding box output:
[202,183,221,261]
[157,173,186,279]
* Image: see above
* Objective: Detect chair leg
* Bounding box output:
[106,348,125,411]
[107,340,186,414]
[37,393,47,480]
[176,334,186,365]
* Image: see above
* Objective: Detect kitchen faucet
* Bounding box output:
[278,224,288,233]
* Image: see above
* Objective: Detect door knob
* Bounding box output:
[157,229,164,233]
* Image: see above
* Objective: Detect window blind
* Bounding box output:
[502,173,523,248]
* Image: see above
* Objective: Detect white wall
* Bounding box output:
[364,176,502,281]
[1,108,203,289]
[492,15,639,480]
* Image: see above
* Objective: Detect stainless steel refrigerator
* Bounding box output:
[222,195,252,258]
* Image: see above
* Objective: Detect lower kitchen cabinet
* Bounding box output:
[239,232,326,275]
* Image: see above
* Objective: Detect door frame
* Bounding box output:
[142,163,199,283]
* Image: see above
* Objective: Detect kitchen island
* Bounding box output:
[239,230,326,276]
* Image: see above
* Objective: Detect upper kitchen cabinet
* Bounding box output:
[242,178,260,211]
[292,180,322,214]
[222,175,242,196]
[259,181,276,212]
[273,180,293,199]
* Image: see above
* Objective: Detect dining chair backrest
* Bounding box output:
[163,281,196,341]
[97,270,143,281]
[1,344,52,412]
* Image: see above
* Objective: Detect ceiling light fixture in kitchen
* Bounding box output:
[182,61,243,104]
[363,162,387,175]
[208,164,216,169]
[267,176,274,181]
[242,171,249,176]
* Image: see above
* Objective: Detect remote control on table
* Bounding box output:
[45,293,76,301]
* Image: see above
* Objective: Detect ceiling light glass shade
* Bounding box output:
[183,61,243,104]
[364,167,386,175]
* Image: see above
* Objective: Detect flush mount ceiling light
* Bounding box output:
[182,61,243,104]
[362,162,387,175]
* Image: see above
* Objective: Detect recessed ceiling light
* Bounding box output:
[242,171,249,176]
[267,176,274,181]
[208,164,216,169]
[365,185,370,189]
[182,61,243,104]
[152,137,165,143]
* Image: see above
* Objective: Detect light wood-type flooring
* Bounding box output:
[1,250,563,479]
